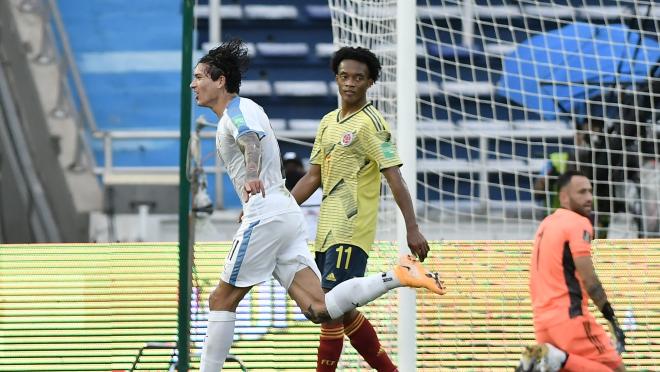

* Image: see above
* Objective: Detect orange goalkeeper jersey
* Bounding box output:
[530,208,594,328]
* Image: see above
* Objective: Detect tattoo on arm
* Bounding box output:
[587,280,608,310]
[237,133,261,180]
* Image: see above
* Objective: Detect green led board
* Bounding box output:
[1,240,658,371]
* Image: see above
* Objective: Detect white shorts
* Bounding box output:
[220,210,321,289]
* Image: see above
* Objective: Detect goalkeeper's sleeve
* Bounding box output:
[601,302,626,354]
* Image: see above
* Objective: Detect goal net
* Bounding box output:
[328,0,660,241]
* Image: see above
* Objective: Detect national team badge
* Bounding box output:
[340,132,354,146]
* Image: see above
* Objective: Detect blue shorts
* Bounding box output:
[315,244,368,290]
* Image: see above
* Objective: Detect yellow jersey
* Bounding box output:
[310,103,402,254]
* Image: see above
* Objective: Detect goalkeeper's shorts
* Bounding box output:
[534,313,623,369]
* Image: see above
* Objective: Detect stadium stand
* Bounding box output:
[50,0,657,231]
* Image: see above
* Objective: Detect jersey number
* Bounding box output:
[335,245,353,270]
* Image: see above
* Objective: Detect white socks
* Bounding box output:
[324,271,401,319]
[199,272,403,369]
[199,311,236,372]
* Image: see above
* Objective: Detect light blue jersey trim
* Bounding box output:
[227,96,266,140]
[229,220,260,285]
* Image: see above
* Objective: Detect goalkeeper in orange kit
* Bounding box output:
[517,170,625,372]
[290,46,444,372]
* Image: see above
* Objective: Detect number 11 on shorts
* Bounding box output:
[335,245,352,269]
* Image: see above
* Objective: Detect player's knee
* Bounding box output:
[208,286,239,311]
[302,300,331,324]
[208,288,223,308]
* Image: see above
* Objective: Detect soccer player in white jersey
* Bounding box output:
[190,39,446,371]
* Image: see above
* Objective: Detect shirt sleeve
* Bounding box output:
[568,217,593,258]
[309,120,326,165]
[226,98,266,140]
[360,120,402,170]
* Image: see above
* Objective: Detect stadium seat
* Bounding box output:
[193,4,242,20]
[417,6,462,19]
[473,5,521,18]
[241,80,272,96]
[426,43,477,59]
[417,158,474,173]
[327,81,338,96]
[288,119,318,133]
[458,120,513,134]
[442,81,494,97]
[417,81,442,97]
[579,5,633,19]
[483,42,517,56]
[269,118,287,131]
[315,43,335,58]
[274,81,328,97]
[244,5,298,20]
[523,4,575,18]
[417,120,457,136]
[512,120,574,138]
[202,42,256,56]
[256,42,309,57]
[418,5,520,19]
[306,5,330,20]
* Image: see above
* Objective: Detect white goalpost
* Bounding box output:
[328,0,659,368]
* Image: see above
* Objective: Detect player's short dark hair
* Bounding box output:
[331,46,381,81]
[198,39,249,94]
[557,169,587,192]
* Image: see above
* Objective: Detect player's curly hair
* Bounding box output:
[331,46,381,81]
[198,39,249,94]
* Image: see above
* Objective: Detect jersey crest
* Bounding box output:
[340,132,355,146]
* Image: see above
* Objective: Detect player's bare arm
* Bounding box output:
[382,166,429,262]
[574,256,609,309]
[237,132,265,201]
[575,255,626,353]
[290,164,322,205]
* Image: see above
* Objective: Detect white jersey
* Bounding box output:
[216,96,299,221]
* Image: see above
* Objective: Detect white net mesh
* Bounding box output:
[329,0,660,240]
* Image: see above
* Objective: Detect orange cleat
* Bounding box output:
[394,254,446,295]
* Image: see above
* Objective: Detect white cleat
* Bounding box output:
[515,343,566,372]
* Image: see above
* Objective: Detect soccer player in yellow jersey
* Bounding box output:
[292,46,436,372]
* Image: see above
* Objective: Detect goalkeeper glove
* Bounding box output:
[602,302,626,354]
